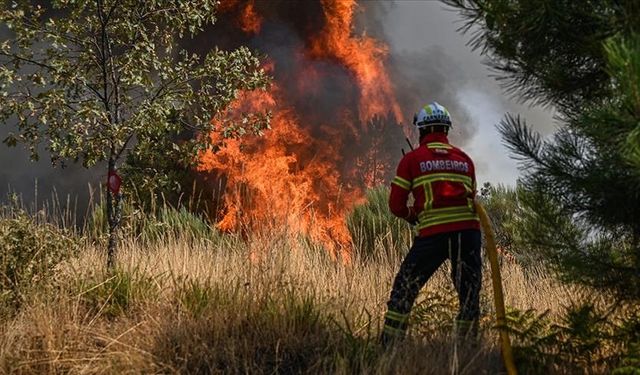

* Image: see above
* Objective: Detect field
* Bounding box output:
[1,215,594,374]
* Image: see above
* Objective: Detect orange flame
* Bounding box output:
[200,0,403,259]
[239,1,262,35]
[310,0,403,123]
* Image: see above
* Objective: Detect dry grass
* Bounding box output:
[0,227,583,375]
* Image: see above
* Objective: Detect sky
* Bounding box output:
[0,0,557,208]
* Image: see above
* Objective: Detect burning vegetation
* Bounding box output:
[197,0,409,258]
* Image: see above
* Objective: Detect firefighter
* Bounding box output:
[381,101,482,347]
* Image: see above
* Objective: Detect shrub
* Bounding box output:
[347,186,413,261]
[615,342,640,374]
[175,278,237,319]
[506,298,640,373]
[0,210,78,312]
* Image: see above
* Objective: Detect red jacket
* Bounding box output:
[389,133,479,237]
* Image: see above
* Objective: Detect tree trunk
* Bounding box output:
[106,158,122,269]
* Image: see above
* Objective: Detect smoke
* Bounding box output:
[189,1,385,127]
[357,1,556,185]
[0,122,100,215]
[192,0,411,190]
[0,24,99,212]
[194,0,556,185]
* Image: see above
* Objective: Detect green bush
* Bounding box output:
[175,277,237,318]
[347,186,413,261]
[0,211,78,312]
[615,342,640,375]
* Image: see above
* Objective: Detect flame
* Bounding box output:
[239,1,262,35]
[200,0,404,259]
[218,0,263,35]
[310,0,403,123]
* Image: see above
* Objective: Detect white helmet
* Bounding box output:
[413,101,452,128]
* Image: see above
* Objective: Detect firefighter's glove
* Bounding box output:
[405,207,418,226]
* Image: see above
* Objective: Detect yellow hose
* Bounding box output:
[475,202,518,375]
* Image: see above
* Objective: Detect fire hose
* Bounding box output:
[475,201,518,375]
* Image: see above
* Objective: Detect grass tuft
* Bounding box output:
[77,268,160,319]
[347,186,413,261]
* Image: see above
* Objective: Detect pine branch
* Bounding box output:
[497,113,546,169]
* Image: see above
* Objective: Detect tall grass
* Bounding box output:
[0,193,637,374]
[347,186,413,261]
[0,228,589,374]
[85,193,220,245]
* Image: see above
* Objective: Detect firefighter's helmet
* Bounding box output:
[413,102,452,128]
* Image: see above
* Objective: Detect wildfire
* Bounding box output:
[198,0,406,259]
[239,1,262,35]
[310,0,403,122]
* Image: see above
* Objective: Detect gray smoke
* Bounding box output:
[0,24,100,215]
[358,1,556,184]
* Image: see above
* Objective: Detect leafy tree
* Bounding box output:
[445,0,640,299]
[0,0,270,267]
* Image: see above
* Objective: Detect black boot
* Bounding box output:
[380,310,409,349]
[380,326,405,349]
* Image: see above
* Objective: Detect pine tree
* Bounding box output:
[444,0,640,299]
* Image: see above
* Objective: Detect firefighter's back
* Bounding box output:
[404,137,480,237]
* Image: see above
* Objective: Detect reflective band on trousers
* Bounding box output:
[384,310,409,337]
[383,325,406,337]
[385,310,409,324]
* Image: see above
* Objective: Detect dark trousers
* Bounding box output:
[382,229,482,341]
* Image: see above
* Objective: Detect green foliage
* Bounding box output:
[492,184,621,289]
[615,342,640,375]
[0,209,78,312]
[505,308,558,371]
[442,0,638,114]
[614,311,640,374]
[347,186,413,261]
[478,183,531,264]
[411,290,458,336]
[497,113,640,298]
[0,0,270,193]
[78,268,158,319]
[506,300,634,374]
[603,34,640,173]
[174,277,240,319]
[177,279,215,318]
